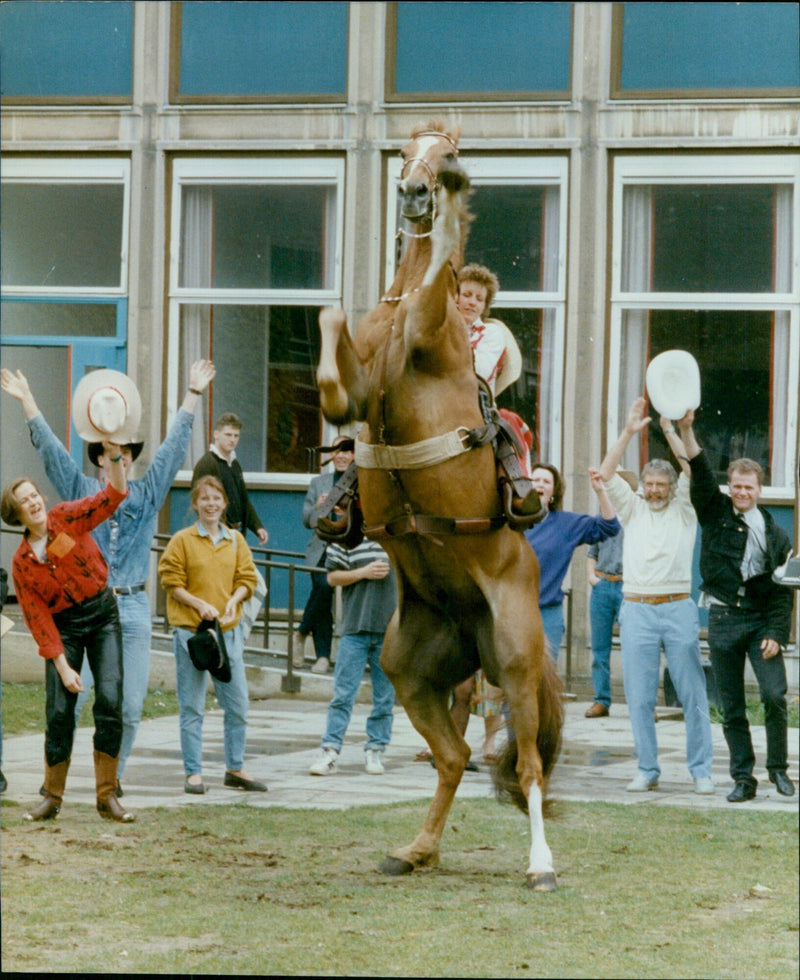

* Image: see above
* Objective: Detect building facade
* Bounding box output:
[2,1,798,683]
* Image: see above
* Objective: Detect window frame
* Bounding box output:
[168,156,346,484]
[384,1,573,104]
[1,157,131,297]
[0,0,134,106]
[385,153,569,468]
[168,1,350,106]
[608,153,800,498]
[610,2,800,101]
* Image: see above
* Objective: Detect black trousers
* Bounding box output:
[46,588,124,766]
[707,604,788,787]
[297,571,334,660]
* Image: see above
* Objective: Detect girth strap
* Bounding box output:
[354,423,497,471]
[365,513,507,541]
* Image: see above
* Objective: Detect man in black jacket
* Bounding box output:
[192,412,269,546]
[679,413,794,802]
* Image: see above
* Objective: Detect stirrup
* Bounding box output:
[501,480,545,531]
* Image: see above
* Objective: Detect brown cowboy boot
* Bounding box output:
[25,759,70,821]
[94,750,135,823]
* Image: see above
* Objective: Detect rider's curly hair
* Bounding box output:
[457,264,499,315]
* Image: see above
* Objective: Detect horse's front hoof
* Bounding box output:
[526,872,558,892]
[379,855,415,876]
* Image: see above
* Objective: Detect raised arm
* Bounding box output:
[180,359,216,414]
[660,411,693,478]
[589,467,616,519]
[1,368,41,420]
[598,397,651,482]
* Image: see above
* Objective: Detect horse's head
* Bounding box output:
[397,121,467,224]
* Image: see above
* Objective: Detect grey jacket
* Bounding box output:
[302,471,336,567]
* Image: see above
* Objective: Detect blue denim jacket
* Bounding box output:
[28,409,195,589]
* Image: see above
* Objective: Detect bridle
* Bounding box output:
[381,132,459,302]
[396,131,460,243]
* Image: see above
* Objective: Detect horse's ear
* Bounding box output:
[447,124,462,148]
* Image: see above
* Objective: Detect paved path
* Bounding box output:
[2,698,797,815]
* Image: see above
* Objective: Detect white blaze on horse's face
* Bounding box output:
[398,135,447,222]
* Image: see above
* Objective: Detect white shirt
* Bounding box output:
[470,319,506,395]
[604,472,697,595]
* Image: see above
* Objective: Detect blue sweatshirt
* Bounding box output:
[524,510,621,607]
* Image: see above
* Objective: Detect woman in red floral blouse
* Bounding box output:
[1,442,135,823]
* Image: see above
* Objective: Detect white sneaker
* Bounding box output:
[364,748,384,775]
[626,773,659,792]
[309,746,338,776]
[694,777,715,795]
[311,657,330,674]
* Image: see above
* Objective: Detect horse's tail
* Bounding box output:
[492,654,565,815]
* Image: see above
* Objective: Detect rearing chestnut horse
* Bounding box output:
[317,121,563,891]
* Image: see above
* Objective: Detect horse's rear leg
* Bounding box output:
[487,594,562,892]
[504,679,559,892]
[378,612,471,875]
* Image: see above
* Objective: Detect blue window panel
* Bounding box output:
[179,1,348,96]
[394,2,571,94]
[0,1,133,98]
[621,2,800,91]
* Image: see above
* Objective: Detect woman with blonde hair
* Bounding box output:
[158,475,265,794]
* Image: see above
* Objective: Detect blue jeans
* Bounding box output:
[589,579,623,707]
[707,605,788,787]
[619,598,713,781]
[321,632,395,752]
[173,622,249,776]
[540,603,564,661]
[75,591,153,777]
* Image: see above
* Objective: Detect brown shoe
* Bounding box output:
[585,702,609,718]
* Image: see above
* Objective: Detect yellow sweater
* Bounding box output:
[158,524,257,632]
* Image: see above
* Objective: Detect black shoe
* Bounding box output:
[0,769,6,794]
[115,779,124,798]
[184,778,207,795]
[39,783,47,797]
[726,781,757,803]
[224,771,268,792]
[769,771,795,797]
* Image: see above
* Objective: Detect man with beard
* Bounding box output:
[598,397,714,796]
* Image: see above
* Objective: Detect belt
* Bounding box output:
[112,584,147,596]
[596,570,622,582]
[624,593,689,605]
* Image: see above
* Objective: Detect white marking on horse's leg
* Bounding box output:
[526,783,554,876]
[423,186,462,288]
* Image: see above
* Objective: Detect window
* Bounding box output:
[613,2,800,98]
[169,158,345,477]
[385,155,568,466]
[610,155,799,495]
[0,158,130,526]
[0,0,133,104]
[386,1,572,101]
[171,1,348,103]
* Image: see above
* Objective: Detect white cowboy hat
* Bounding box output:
[645,350,701,420]
[492,320,523,396]
[71,369,142,444]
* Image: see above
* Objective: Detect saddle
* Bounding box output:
[476,380,543,531]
